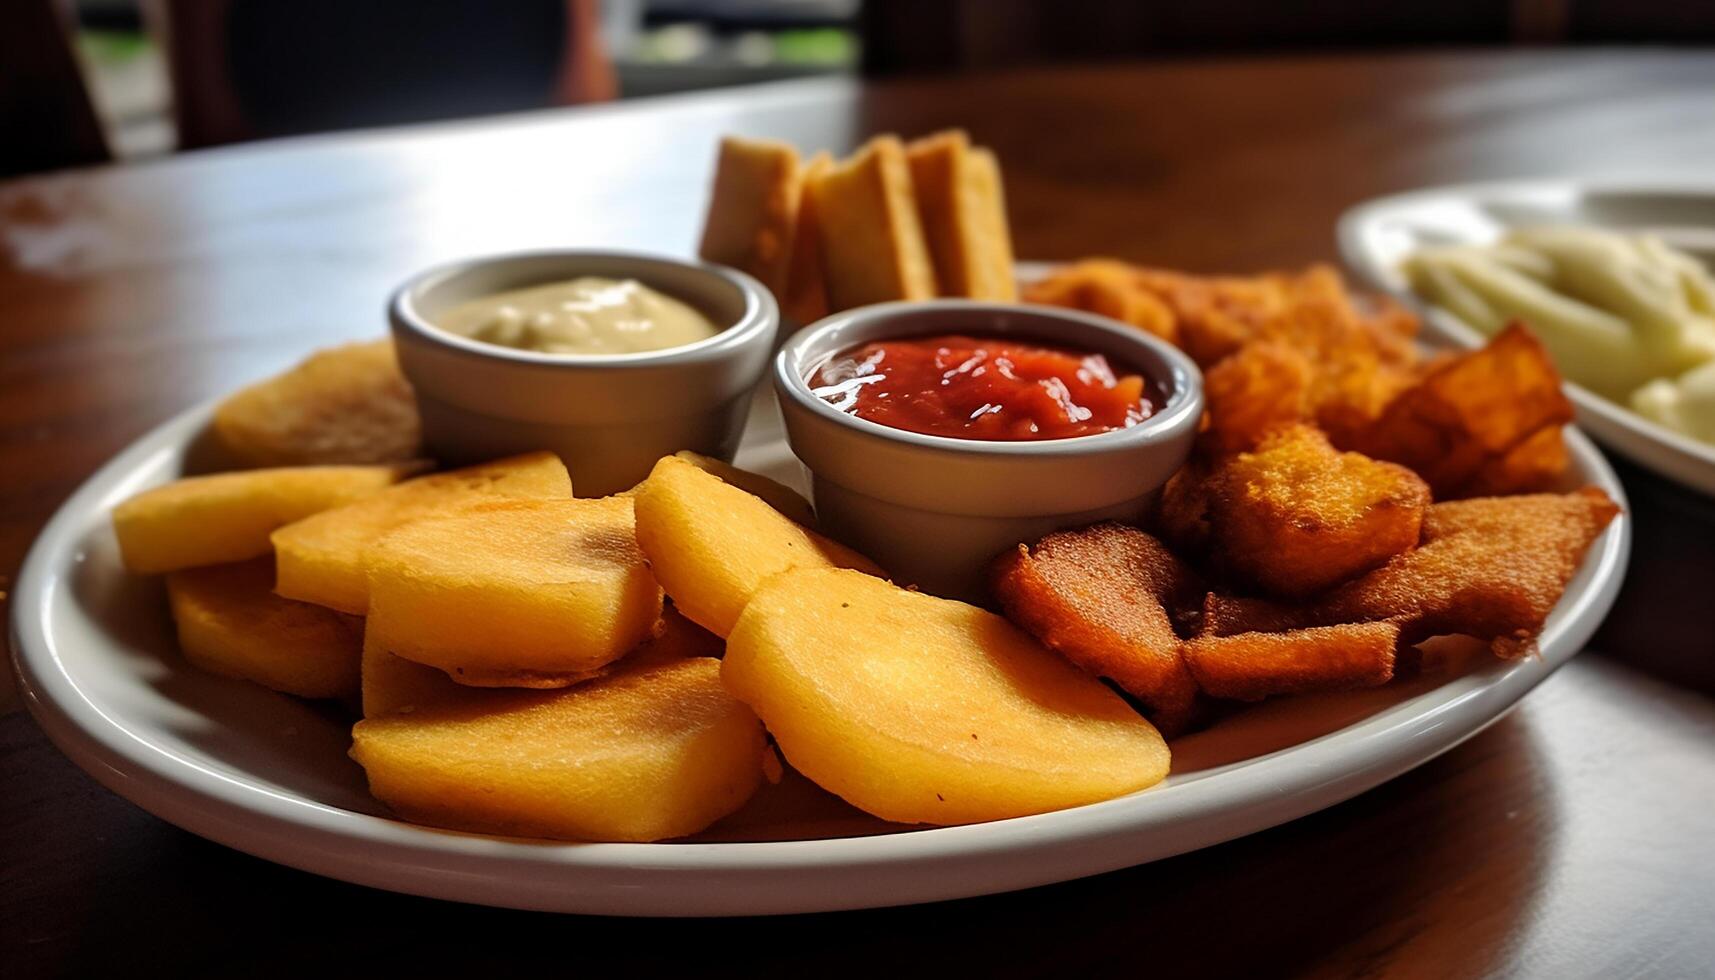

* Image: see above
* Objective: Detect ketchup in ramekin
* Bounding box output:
[809,334,1159,441]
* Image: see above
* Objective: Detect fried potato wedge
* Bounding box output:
[1195,426,1430,598]
[214,339,422,467]
[1461,422,1571,497]
[1207,488,1619,657]
[167,558,362,699]
[697,135,802,295]
[351,657,766,842]
[366,496,661,685]
[807,135,939,309]
[361,604,718,717]
[669,450,817,527]
[113,463,412,573]
[724,568,1168,825]
[632,454,883,637]
[1350,322,1574,497]
[990,523,1201,734]
[1181,622,1399,701]
[273,451,570,613]
[906,130,1017,301]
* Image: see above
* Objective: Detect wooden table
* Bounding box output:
[5,50,1715,978]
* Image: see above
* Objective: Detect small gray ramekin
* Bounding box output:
[390,250,777,496]
[774,300,1203,602]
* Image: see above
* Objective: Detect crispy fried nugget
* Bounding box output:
[1349,322,1574,497]
[214,340,422,467]
[1021,259,1178,344]
[990,523,1202,734]
[1461,423,1570,497]
[1204,488,1619,657]
[1217,427,1429,597]
[1200,340,1313,453]
[1181,621,1399,701]
[1163,426,1429,599]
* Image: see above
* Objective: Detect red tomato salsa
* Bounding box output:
[810,334,1159,441]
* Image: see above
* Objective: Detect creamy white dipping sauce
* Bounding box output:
[436,277,721,355]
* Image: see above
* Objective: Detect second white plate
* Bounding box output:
[1339,179,1715,495]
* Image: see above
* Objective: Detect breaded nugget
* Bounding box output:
[1181,621,1399,701]
[1215,426,1430,598]
[1350,323,1574,497]
[1209,488,1618,656]
[990,523,1201,734]
[1022,259,1178,345]
[1200,340,1313,454]
[1161,427,1429,599]
[214,339,422,467]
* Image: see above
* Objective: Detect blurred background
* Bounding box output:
[4,0,1713,179]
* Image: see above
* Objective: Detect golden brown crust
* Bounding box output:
[990,524,1201,734]
[1182,622,1399,701]
[906,131,1017,301]
[1347,322,1574,498]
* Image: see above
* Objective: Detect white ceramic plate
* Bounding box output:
[1339,179,1715,495]
[9,390,1629,917]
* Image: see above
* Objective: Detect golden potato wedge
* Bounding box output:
[1169,426,1430,599]
[167,558,363,699]
[272,451,569,613]
[351,657,766,842]
[724,567,1169,825]
[362,603,719,716]
[361,630,474,718]
[632,454,883,637]
[214,339,422,467]
[906,131,1017,301]
[669,449,817,527]
[808,135,939,310]
[697,135,802,295]
[366,496,662,684]
[113,463,412,574]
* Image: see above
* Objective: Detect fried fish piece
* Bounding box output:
[1181,621,1399,701]
[214,339,423,467]
[697,136,803,295]
[1206,426,1430,598]
[807,135,939,309]
[1349,322,1574,497]
[906,130,1017,301]
[990,523,1202,734]
[1203,488,1619,657]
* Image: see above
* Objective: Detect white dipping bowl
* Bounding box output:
[775,301,1203,602]
[390,250,777,496]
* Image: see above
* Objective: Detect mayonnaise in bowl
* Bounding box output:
[435,277,721,356]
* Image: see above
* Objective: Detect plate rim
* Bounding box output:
[8,394,1632,916]
[1336,177,1715,493]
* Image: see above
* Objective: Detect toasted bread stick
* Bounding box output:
[807,136,939,309]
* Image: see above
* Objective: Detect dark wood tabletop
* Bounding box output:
[5,49,1715,979]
